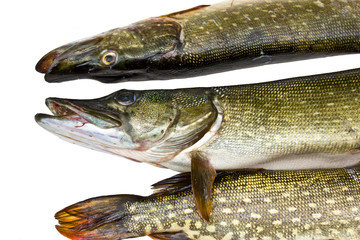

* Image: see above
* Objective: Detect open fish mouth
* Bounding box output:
[35,98,127,153]
[36,98,122,128]
[36,99,89,125]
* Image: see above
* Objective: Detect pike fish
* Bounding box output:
[36,67,360,220]
[36,0,360,83]
[55,168,360,240]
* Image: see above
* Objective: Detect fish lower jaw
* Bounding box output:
[36,114,126,153]
[35,113,89,131]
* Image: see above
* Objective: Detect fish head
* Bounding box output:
[36,19,183,83]
[35,89,218,164]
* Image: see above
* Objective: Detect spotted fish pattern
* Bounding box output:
[176,0,360,68]
[36,0,360,83]
[56,169,360,240]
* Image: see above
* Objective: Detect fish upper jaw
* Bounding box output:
[35,35,105,82]
[45,98,122,129]
[35,42,76,74]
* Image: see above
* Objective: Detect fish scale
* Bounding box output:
[215,81,351,149]
[36,68,360,220]
[55,169,360,240]
[36,0,360,83]
[160,69,360,172]
[127,169,360,239]
[36,67,360,221]
[178,0,360,67]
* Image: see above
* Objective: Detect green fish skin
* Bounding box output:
[55,168,360,240]
[35,67,360,172]
[36,0,360,83]
[36,68,360,219]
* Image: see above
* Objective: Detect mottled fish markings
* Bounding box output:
[346,168,360,181]
[36,0,360,83]
[37,68,360,221]
[55,169,360,240]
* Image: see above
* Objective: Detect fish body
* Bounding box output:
[36,0,360,83]
[36,68,360,219]
[36,68,360,172]
[56,168,360,240]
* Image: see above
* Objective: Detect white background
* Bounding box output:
[2,0,360,239]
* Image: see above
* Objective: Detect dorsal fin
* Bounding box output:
[151,172,192,195]
[159,5,210,19]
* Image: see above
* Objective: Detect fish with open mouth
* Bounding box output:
[55,168,360,240]
[35,67,360,220]
[36,0,360,83]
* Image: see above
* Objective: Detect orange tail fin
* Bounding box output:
[55,195,143,240]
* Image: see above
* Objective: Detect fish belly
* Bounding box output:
[159,150,360,172]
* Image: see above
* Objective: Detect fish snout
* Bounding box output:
[46,97,123,128]
[35,50,59,73]
[35,42,77,74]
[34,113,49,124]
[36,35,104,82]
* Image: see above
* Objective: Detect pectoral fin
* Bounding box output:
[149,232,191,240]
[190,151,216,222]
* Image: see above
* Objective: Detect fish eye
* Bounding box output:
[115,91,136,106]
[101,50,118,66]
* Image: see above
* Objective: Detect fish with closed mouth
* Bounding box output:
[36,0,360,83]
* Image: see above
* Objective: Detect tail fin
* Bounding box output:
[55,195,143,240]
